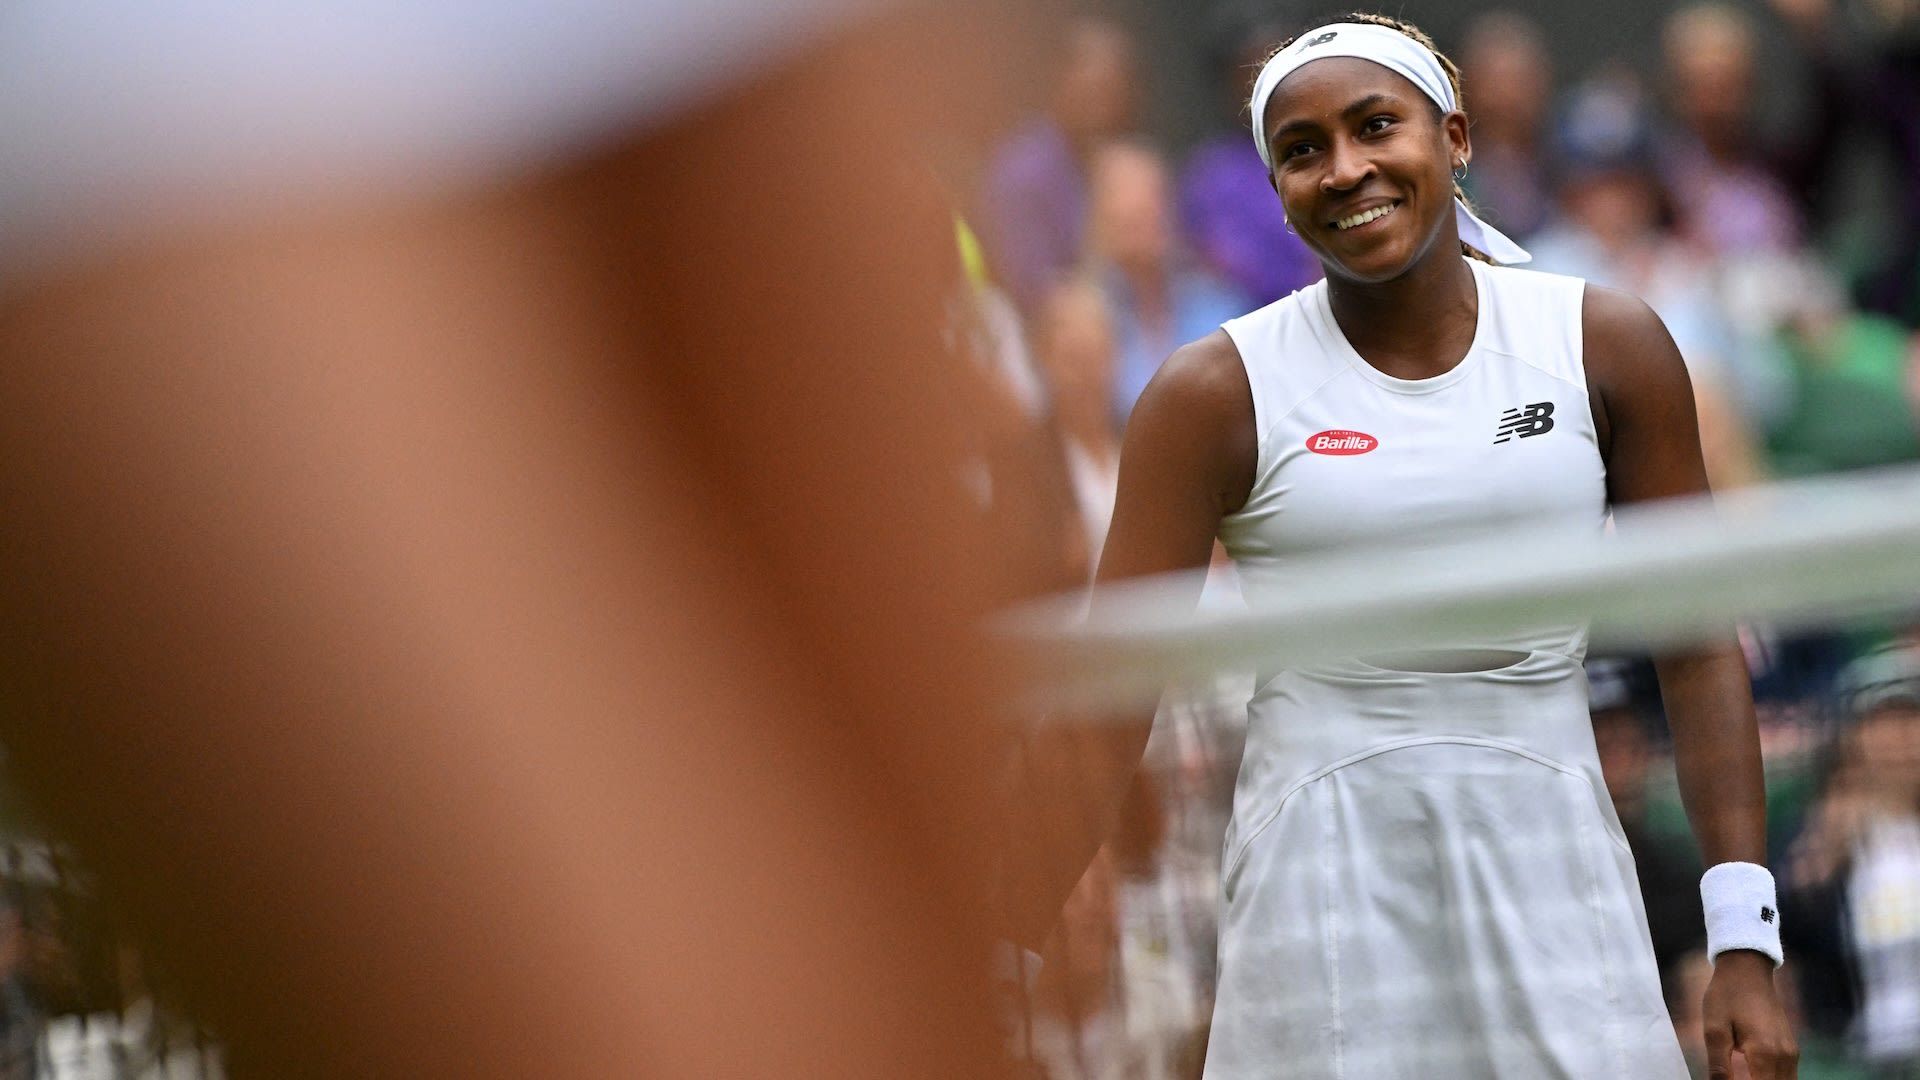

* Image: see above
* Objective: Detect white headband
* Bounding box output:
[1249,22,1530,265]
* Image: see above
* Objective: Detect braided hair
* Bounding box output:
[1261,12,1494,264]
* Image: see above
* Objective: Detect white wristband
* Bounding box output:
[1701,861,1783,967]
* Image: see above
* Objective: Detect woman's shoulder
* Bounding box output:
[1580,282,1673,352]
[1580,283,1685,385]
[1142,330,1251,418]
[1122,329,1259,514]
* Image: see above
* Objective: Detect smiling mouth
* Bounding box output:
[1332,202,1399,231]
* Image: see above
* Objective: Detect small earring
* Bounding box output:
[1452,160,1469,181]
[1284,217,1296,235]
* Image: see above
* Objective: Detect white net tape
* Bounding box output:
[1003,464,1920,712]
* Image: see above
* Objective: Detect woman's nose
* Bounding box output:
[1321,139,1376,192]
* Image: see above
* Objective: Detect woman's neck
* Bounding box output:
[1325,245,1479,381]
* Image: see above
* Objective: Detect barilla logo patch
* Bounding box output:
[1305,429,1378,455]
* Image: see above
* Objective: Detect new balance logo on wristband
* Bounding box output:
[1494,401,1555,443]
[1703,862,1784,967]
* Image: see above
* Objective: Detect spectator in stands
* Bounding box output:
[1036,279,1122,577]
[1785,730,1869,1058]
[1456,12,1556,242]
[947,223,1088,603]
[1176,21,1319,308]
[1836,646,1920,1075]
[1530,76,1770,489]
[1085,141,1246,425]
[1767,0,1920,326]
[981,17,1141,318]
[1658,3,1806,257]
[1728,255,1920,476]
[955,216,1052,420]
[1785,644,1920,1075]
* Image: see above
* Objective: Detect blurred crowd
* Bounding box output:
[0,842,220,1080]
[951,4,1920,1078]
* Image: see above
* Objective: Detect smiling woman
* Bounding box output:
[1250,15,1529,278]
[1053,10,1803,1080]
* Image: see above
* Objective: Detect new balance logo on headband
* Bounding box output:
[1494,402,1555,443]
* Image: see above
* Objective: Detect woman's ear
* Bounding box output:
[1444,110,1472,169]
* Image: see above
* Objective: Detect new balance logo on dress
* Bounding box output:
[1494,402,1555,444]
[1761,906,1775,924]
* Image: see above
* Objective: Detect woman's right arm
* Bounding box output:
[1096,331,1258,589]
[1003,329,1257,946]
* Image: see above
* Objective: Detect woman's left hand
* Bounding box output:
[1702,950,1799,1080]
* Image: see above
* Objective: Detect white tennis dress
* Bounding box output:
[1206,258,1689,1078]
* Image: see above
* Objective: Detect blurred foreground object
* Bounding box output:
[0,2,1031,1076]
[0,0,874,273]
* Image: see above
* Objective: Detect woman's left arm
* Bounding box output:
[1584,285,1799,1080]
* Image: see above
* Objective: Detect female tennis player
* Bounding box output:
[1087,14,1798,1078]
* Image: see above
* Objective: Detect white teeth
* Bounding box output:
[1335,203,1397,230]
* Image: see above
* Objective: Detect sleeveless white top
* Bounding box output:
[1203,260,1688,1079]
[1218,258,1606,660]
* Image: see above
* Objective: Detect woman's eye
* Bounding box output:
[1363,115,1396,134]
[1283,142,1316,160]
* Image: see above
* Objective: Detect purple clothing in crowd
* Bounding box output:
[1660,137,1805,256]
[1177,135,1320,308]
[980,120,1088,316]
